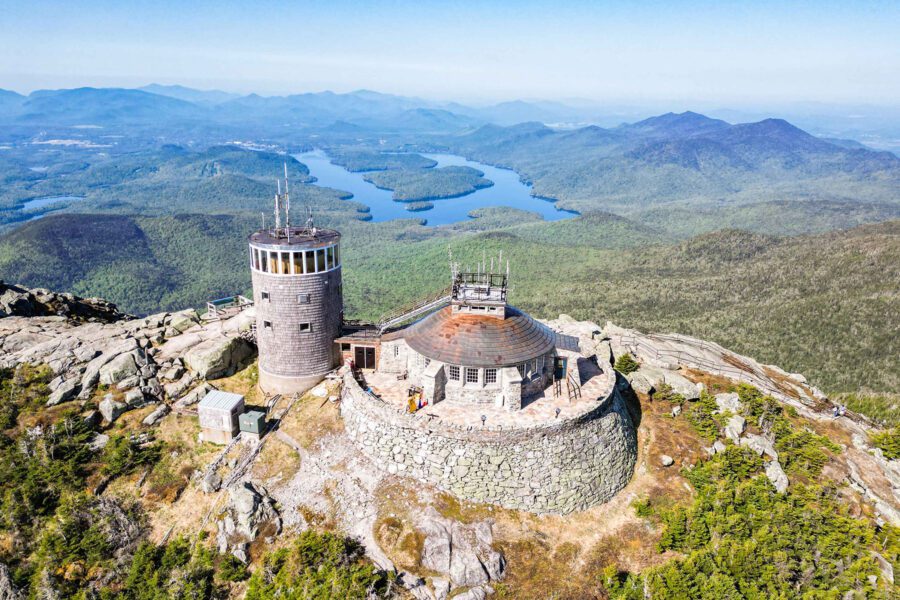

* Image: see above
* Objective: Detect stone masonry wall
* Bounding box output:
[340,372,638,514]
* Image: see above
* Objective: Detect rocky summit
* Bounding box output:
[0,286,898,599]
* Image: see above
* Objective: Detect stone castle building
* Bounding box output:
[250,176,637,513]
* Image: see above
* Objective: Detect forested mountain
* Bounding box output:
[442,112,900,222]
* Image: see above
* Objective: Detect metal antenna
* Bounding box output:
[274,180,281,231]
[283,162,291,228]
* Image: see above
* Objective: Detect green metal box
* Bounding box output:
[239,410,266,435]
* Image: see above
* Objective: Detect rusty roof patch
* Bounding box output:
[402,305,557,367]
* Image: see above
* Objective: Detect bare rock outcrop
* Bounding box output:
[417,508,505,591]
[0,563,21,600]
[0,294,256,426]
[216,482,282,562]
[0,281,129,322]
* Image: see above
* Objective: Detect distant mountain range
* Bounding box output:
[442,111,900,217]
[2,84,897,152]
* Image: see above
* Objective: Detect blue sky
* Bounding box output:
[0,1,897,106]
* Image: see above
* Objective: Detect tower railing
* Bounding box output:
[377,286,452,333]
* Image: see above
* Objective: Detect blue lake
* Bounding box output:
[19,195,85,220]
[294,151,577,226]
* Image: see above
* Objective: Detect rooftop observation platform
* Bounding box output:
[363,348,616,429]
[248,226,341,250]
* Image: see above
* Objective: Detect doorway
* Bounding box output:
[355,346,376,369]
[553,356,568,380]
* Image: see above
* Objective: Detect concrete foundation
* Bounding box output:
[258,366,326,396]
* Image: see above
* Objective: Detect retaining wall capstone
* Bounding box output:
[340,372,637,514]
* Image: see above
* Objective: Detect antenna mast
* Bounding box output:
[283,162,291,228]
[274,180,282,231]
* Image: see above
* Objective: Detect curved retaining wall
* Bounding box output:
[340,373,637,514]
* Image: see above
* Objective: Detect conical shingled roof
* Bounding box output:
[402,305,556,368]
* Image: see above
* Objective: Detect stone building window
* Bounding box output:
[484,368,497,385]
[341,343,351,351]
[298,293,310,304]
[305,251,316,274]
[263,321,272,330]
[424,358,431,367]
[259,251,268,272]
[448,365,460,381]
[292,252,304,274]
[299,322,312,332]
[261,291,270,301]
[393,345,399,357]
[465,367,479,384]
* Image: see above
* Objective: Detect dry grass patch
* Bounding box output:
[215,362,263,406]
[493,536,607,600]
[373,516,425,572]
[278,390,344,450]
[251,436,301,483]
[434,491,500,524]
[681,369,737,394]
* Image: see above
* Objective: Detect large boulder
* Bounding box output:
[417,508,505,590]
[715,392,743,413]
[227,482,281,540]
[46,377,80,406]
[662,370,701,400]
[766,460,789,493]
[142,403,170,426]
[725,415,746,442]
[99,352,140,386]
[626,365,700,400]
[740,433,778,459]
[184,335,254,380]
[99,397,127,423]
[168,309,199,334]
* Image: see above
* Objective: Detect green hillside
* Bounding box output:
[2,212,897,395]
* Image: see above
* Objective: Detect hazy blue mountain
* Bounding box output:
[139,83,240,105]
[618,111,731,139]
[16,87,207,126]
[0,89,26,120]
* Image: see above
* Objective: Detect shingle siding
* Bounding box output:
[252,264,343,381]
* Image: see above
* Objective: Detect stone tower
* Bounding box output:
[248,173,343,395]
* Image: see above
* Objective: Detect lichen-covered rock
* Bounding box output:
[99,397,127,423]
[142,404,170,426]
[167,309,199,334]
[99,352,139,386]
[227,481,281,540]
[46,377,80,406]
[184,335,254,380]
[0,282,129,322]
[740,433,778,459]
